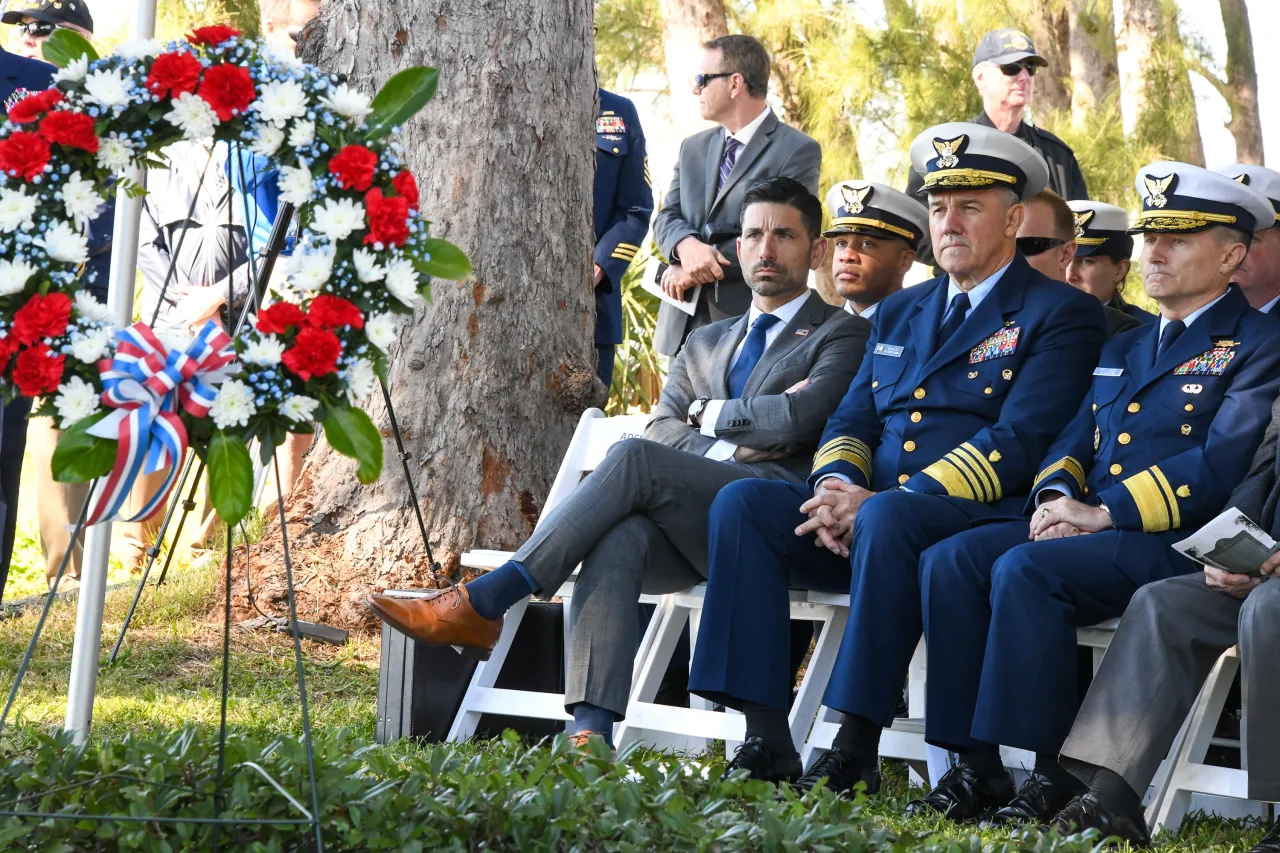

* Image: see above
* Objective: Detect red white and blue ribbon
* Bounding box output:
[86,320,236,525]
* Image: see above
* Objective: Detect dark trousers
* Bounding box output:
[0,396,31,597]
[596,344,615,389]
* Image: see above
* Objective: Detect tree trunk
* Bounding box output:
[1119,0,1204,165]
[293,0,600,590]
[1066,0,1119,126]
[1218,0,1263,164]
[1030,0,1072,115]
[658,0,728,139]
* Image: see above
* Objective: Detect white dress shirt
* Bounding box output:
[1260,293,1280,316]
[844,301,879,320]
[726,107,771,149]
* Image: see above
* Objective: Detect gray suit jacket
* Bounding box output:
[1231,391,1280,538]
[652,110,822,355]
[646,290,871,482]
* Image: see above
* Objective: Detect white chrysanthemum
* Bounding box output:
[35,220,89,264]
[250,125,285,156]
[288,247,335,292]
[155,326,194,355]
[383,259,422,307]
[83,68,131,108]
[74,290,114,325]
[320,83,373,123]
[70,326,112,363]
[343,358,376,403]
[351,248,385,283]
[277,163,313,205]
[253,79,309,126]
[365,312,397,352]
[53,375,100,430]
[242,334,286,365]
[209,379,257,430]
[164,91,219,141]
[60,171,105,227]
[279,394,320,423]
[288,119,315,148]
[0,185,37,232]
[0,258,36,297]
[311,197,364,242]
[115,39,163,58]
[96,134,134,172]
[53,55,88,85]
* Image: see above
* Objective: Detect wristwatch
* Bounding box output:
[1098,503,1117,529]
[687,396,712,429]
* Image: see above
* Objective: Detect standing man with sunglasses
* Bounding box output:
[907,29,1088,203]
[3,0,93,61]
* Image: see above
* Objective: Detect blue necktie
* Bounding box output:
[718,137,742,191]
[936,291,971,349]
[1157,319,1185,359]
[728,313,781,398]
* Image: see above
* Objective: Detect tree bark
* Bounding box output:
[1066,0,1119,126]
[1030,0,1072,116]
[658,0,728,139]
[1217,0,1263,164]
[295,0,600,582]
[1119,0,1204,166]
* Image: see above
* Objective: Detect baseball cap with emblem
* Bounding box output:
[2,0,94,33]
[1067,200,1133,259]
[1212,163,1280,228]
[1129,161,1275,236]
[822,180,930,252]
[909,121,1050,201]
[972,28,1047,68]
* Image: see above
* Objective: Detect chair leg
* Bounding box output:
[790,605,844,754]
[447,597,531,741]
[614,604,691,750]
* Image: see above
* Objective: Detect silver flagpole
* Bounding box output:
[64,0,156,744]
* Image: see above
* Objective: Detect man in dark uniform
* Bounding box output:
[1215,163,1280,317]
[906,28,1087,202]
[914,163,1280,828]
[823,179,928,321]
[685,122,1106,791]
[593,89,653,388]
[1066,200,1156,325]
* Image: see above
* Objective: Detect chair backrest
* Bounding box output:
[541,409,652,519]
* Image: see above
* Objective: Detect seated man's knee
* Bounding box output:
[607,436,654,465]
[850,487,913,536]
[989,544,1047,596]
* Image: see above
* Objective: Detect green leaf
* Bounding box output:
[206,431,254,527]
[51,412,116,483]
[417,239,472,280]
[321,405,383,484]
[42,29,99,68]
[364,66,439,140]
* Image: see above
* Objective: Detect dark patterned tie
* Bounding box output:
[718,137,742,192]
[1157,319,1186,359]
[936,292,971,349]
[727,313,781,398]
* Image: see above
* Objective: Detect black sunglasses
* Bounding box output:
[18,21,56,37]
[1017,236,1066,256]
[998,61,1038,77]
[693,72,734,92]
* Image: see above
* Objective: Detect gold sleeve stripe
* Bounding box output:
[1033,456,1086,492]
[947,449,991,502]
[811,437,873,483]
[1121,471,1173,532]
[1151,466,1182,529]
[958,443,1002,501]
[920,458,979,501]
[616,243,640,251]
[612,246,639,256]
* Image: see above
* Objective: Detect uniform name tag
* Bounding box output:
[874,344,904,357]
[1093,367,1124,377]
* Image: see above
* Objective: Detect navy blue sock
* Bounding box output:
[571,702,615,745]
[464,560,536,620]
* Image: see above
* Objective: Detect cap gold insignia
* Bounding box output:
[933,135,964,170]
[1073,209,1094,240]
[1142,174,1175,209]
[840,183,872,216]
[1234,173,1250,185]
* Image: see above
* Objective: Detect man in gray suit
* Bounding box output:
[368,178,870,749]
[1047,393,1280,851]
[652,34,822,356]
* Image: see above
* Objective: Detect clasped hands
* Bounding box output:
[662,237,730,300]
[794,479,874,559]
[1028,494,1113,541]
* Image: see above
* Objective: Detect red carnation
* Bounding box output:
[0,131,50,181]
[256,302,308,335]
[13,343,65,397]
[307,294,364,330]
[281,326,341,381]
[0,335,16,374]
[146,51,203,99]
[12,292,72,346]
[391,171,419,209]
[38,111,99,154]
[196,63,256,122]
[187,25,240,47]
[7,88,63,125]
[327,145,378,192]
[363,188,410,247]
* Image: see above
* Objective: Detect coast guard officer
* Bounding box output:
[914,163,1280,827]
[593,89,653,387]
[1066,200,1155,324]
[823,179,929,320]
[686,122,1106,791]
[1214,163,1280,317]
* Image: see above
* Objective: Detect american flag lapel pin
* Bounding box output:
[795,328,809,336]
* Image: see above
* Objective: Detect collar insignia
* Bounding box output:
[1234,173,1250,185]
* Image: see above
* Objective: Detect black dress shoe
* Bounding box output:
[1247,821,1280,853]
[1050,792,1151,847]
[985,772,1080,827]
[723,737,802,784]
[905,762,1014,822]
[791,747,881,797]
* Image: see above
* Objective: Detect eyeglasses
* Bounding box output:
[692,72,734,92]
[1017,236,1066,256]
[998,61,1038,77]
[17,21,56,38]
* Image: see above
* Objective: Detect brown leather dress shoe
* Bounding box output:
[366,586,502,658]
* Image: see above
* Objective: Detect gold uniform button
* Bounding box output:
[984,387,993,395]
[911,411,922,423]
[1092,403,1098,412]
[1127,402,1140,413]
[872,380,879,389]
[1184,403,1194,412]
[904,440,917,452]
[1118,433,1131,445]
[613,147,619,153]
[1110,463,1123,476]
[898,474,910,485]
[1176,485,1191,498]
[914,387,926,399]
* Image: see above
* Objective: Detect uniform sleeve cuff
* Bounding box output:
[1033,480,1073,507]
[700,400,727,437]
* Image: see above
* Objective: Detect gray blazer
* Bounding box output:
[652,110,822,355]
[1231,392,1280,538]
[646,290,871,482]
